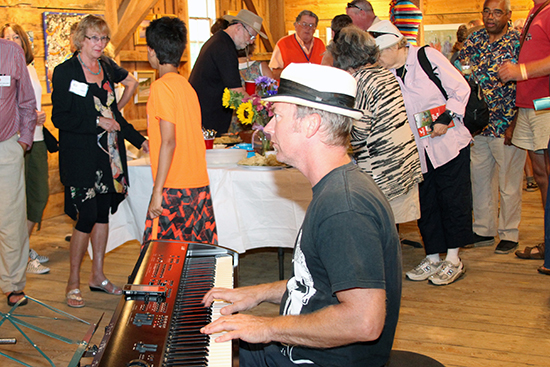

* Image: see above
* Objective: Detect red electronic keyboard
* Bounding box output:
[91,240,238,367]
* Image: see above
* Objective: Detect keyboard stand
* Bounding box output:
[0,295,99,367]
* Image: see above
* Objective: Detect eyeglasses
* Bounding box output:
[84,35,111,44]
[482,8,507,17]
[347,2,373,12]
[241,24,256,42]
[297,22,316,29]
[369,31,399,39]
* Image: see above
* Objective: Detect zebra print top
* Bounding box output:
[351,65,423,201]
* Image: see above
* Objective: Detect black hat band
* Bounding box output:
[278,79,356,110]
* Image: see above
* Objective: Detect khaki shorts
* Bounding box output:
[389,183,420,224]
[512,108,550,152]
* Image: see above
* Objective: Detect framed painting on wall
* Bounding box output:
[43,12,88,92]
[134,14,155,45]
[422,23,464,60]
[134,70,156,104]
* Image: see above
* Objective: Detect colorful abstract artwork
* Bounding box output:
[43,12,87,92]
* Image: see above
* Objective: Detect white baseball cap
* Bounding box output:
[367,20,404,50]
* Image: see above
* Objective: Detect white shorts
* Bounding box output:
[512,108,550,152]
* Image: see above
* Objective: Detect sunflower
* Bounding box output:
[237,101,254,125]
[222,88,231,108]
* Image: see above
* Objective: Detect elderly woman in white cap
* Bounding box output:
[328,26,423,226]
[369,20,472,286]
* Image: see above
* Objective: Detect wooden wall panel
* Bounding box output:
[0,0,191,219]
[279,0,535,44]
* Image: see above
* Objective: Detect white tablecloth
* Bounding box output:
[103,159,312,254]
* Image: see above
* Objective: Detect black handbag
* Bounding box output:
[43,126,59,153]
[417,46,489,135]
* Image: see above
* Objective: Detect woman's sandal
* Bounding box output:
[89,279,122,295]
[66,289,85,308]
[7,291,28,307]
[515,243,545,260]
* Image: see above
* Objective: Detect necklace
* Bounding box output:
[78,54,102,75]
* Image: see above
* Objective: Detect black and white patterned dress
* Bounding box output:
[351,65,422,202]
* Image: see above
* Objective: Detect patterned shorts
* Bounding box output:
[142,186,218,247]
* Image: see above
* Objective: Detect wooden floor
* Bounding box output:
[1,186,549,366]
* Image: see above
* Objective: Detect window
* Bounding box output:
[188,0,216,68]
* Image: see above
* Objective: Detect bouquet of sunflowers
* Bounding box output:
[222,76,277,129]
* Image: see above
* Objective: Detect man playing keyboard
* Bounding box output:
[202,63,402,367]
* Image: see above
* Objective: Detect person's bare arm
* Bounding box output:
[272,68,283,81]
[148,119,175,218]
[202,280,287,315]
[117,73,139,110]
[260,61,275,80]
[202,287,386,348]
[498,55,550,83]
[230,86,249,97]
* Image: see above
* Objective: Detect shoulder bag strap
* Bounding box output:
[417,45,448,100]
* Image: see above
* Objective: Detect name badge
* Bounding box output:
[0,75,11,87]
[69,80,88,97]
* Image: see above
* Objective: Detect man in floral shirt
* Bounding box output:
[458,0,526,254]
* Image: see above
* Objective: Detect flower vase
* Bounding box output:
[251,129,272,155]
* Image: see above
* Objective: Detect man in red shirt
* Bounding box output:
[499,0,550,272]
[269,10,326,80]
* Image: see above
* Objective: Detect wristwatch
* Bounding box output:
[96,116,100,126]
[446,110,457,120]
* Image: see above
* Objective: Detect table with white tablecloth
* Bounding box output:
[104,159,312,254]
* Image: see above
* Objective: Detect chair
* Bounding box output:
[386,350,445,367]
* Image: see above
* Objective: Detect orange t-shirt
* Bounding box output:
[147,72,209,189]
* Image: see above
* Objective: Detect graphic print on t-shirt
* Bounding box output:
[283,230,316,316]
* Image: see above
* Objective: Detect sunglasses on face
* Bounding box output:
[368,31,399,39]
[347,2,372,12]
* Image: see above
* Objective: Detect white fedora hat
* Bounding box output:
[224,9,267,39]
[367,20,404,50]
[264,63,363,120]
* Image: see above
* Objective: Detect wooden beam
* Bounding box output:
[242,0,274,52]
[110,0,158,55]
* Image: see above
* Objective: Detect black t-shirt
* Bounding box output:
[277,163,402,367]
[189,31,242,135]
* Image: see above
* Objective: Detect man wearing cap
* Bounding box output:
[346,0,380,31]
[201,63,402,367]
[189,9,266,136]
[269,10,326,80]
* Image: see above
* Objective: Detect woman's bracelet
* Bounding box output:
[519,64,528,81]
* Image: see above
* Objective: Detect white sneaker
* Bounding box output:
[29,248,49,263]
[429,260,465,286]
[406,258,442,281]
[27,259,50,274]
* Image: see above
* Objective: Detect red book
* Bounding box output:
[413,105,454,139]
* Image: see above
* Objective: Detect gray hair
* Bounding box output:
[483,0,511,11]
[295,10,319,26]
[348,0,374,12]
[329,26,379,71]
[295,105,352,147]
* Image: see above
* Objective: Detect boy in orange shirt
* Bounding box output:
[143,16,217,245]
